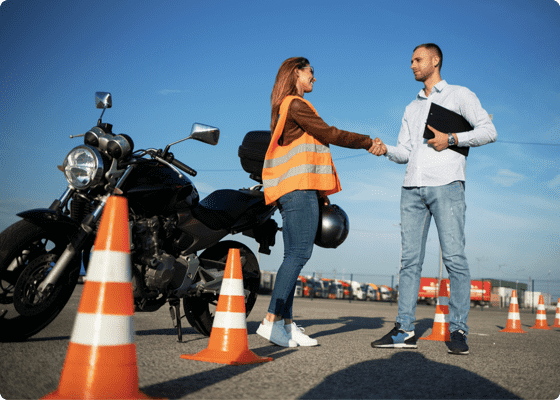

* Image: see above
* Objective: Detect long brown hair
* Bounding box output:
[270,57,310,133]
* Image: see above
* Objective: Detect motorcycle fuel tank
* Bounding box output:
[122,163,199,216]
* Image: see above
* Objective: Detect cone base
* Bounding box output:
[500,327,527,333]
[42,389,156,400]
[552,323,560,328]
[181,348,272,365]
[419,333,450,342]
[419,323,450,342]
[530,325,552,330]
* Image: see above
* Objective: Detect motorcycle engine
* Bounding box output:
[132,216,176,290]
[144,254,175,290]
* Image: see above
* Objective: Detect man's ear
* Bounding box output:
[433,55,440,68]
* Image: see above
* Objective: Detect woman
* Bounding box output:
[256,57,376,347]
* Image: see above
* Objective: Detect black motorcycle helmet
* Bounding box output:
[314,204,350,249]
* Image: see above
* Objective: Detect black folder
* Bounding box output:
[423,102,472,157]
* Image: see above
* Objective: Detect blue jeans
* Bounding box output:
[396,181,471,334]
[268,190,319,319]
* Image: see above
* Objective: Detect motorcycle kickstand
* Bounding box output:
[169,299,183,342]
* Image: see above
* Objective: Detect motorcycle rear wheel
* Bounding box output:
[0,220,80,341]
[183,240,260,336]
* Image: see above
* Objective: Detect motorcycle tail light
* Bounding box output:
[62,145,104,189]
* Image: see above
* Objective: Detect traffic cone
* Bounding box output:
[499,291,526,333]
[181,248,272,365]
[530,294,552,330]
[43,196,157,399]
[420,280,450,342]
[552,299,560,328]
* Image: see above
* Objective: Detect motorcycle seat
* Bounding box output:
[192,189,262,231]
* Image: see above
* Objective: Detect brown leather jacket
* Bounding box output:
[277,97,373,150]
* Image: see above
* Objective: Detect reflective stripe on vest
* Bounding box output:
[263,96,341,205]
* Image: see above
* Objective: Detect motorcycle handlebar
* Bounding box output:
[171,158,197,177]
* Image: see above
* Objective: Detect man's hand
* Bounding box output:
[426,125,455,152]
[369,137,387,156]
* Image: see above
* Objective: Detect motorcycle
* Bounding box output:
[0,92,279,342]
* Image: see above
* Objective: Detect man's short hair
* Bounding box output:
[414,43,443,71]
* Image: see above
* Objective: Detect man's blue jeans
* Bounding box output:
[396,181,471,334]
[268,190,319,319]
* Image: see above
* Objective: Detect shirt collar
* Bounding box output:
[417,80,448,99]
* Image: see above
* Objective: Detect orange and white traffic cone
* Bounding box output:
[43,196,156,399]
[181,248,272,365]
[420,280,450,342]
[530,294,551,330]
[552,299,560,328]
[499,290,526,333]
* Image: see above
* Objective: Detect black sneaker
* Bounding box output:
[448,330,469,355]
[371,323,417,349]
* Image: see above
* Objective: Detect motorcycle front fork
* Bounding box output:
[37,192,110,294]
[37,167,135,294]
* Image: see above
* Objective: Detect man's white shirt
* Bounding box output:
[385,80,497,187]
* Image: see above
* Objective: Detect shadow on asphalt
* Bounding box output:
[136,327,199,337]
[300,352,521,399]
[141,346,296,398]
[26,335,71,342]
[245,316,435,340]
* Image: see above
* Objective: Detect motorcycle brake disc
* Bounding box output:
[13,253,63,317]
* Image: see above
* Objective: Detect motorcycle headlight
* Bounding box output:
[62,145,104,189]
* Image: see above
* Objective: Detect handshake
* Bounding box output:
[368,137,387,156]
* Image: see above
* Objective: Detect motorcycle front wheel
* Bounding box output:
[183,240,260,336]
[0,220,80,341]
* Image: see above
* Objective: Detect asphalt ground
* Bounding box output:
[1,285,559,400]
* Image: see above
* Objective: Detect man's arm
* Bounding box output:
[379,112,412,164]
[455,88,497,147]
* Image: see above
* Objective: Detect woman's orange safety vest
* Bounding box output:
[263,96,341,205]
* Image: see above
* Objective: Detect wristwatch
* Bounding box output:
[448,133,456,146]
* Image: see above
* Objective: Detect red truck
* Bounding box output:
[418,277,491,306]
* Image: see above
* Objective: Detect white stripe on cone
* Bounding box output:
[219,278,245,296]
[212,311,247,329]
[434,312,449,323]
[71,314,135,346]
[85,251,131,283]
[508,313,521,321]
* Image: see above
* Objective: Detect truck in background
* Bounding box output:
[417,277,492,307]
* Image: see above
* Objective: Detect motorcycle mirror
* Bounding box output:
[189,123,220,146]
[95,92,112,109]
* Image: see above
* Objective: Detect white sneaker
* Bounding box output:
[285,322,318,346]
[256,319,297,347]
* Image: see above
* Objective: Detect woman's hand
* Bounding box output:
[369,138,387,156]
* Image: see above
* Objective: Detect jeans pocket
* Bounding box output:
[447,181,465,199]
[278,196,293,211]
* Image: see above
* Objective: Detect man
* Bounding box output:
[370,43,497,355]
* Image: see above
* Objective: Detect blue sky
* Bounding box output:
[1,0,559,295]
